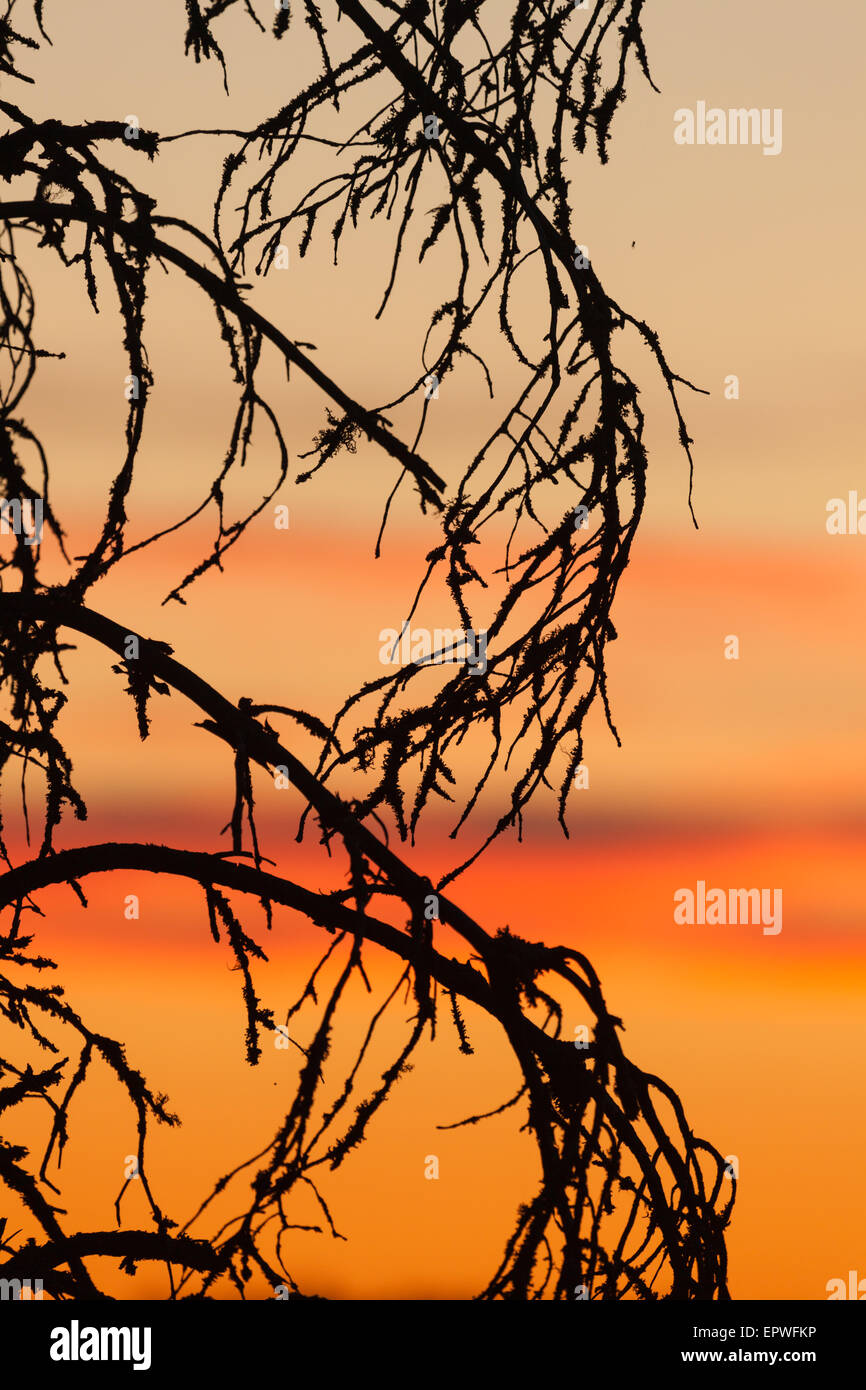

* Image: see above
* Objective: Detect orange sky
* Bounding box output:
[2,0,865,1300]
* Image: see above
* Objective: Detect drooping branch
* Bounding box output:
[0,592,733,1299]
[0,839,500,1023]
[171,0,704,854]
[1,827,732,1299]
[0,1,734,1302]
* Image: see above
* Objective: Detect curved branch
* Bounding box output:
[0,839,501,1026]
[0,591,493,959]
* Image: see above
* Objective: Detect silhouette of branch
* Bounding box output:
[0,1,733,1301]
[1,829,733,1298]
[172,0,704,855]
[0,595,733,1298]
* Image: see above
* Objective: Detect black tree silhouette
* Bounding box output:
[0,1,733,1300]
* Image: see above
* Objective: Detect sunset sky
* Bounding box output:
[2,0,865,1300]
